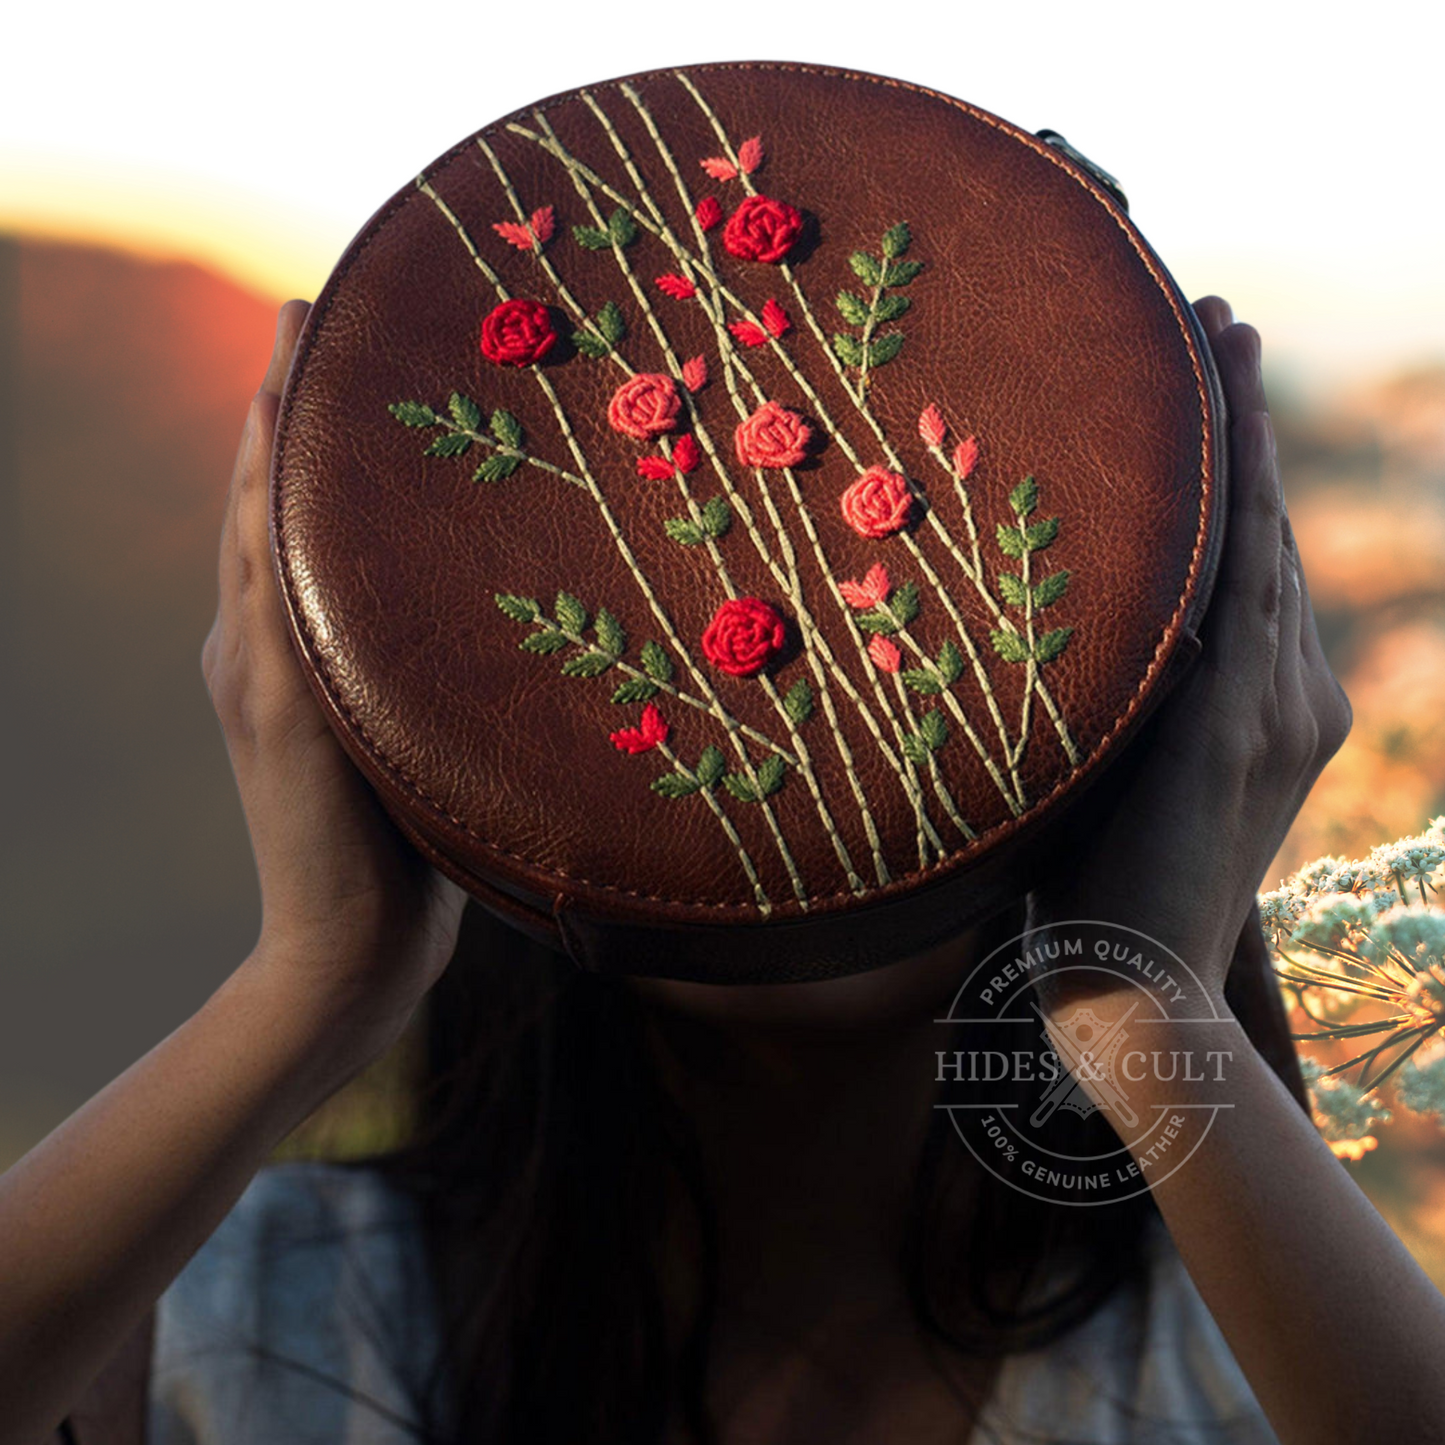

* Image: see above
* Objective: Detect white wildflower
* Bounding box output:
[1299,1057,1392,1143]
[1396,1039,1445,1124]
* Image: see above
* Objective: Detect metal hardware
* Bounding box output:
[1036,130,1129,213]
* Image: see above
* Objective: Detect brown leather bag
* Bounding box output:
[270,60,1226,984]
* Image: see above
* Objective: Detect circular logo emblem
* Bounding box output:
[934,919,1235,1206]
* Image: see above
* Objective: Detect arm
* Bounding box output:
[0,302,468,1445]
[1029,298,1445,1445]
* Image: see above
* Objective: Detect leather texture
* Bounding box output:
[270,60,1226,981]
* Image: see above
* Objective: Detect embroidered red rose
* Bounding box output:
[841,467,913,538]
[610,702,669,755]
[479,298,556,366]
[608,373,682,438]
[734,401,812,470]
[723,195,804,264]
[702,597,786,677]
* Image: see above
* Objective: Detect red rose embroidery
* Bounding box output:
[608,373,682,438]
[610,702,669,755]
[702,597,787,677]
[734,401,812,470]
[479,298,556,366]
[723,195,804,264]
[841,467,913,538]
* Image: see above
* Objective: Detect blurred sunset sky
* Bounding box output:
[3,0,1442,391]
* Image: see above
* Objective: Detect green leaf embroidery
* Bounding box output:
[1033,569,1071,608]
[572,224,612,250]
[1034,626,1074,663]
[1025,516,1060,549]
[489,409,523,448]
[611,676,658,705]
[572,330,612,358]
[494,594,540,623]
[920,709,949,751]
[700,495,732,538]
[782,678,814,724]
[936,639,964,684]
[831,333,865,366]
[722,773,758,803]
[640,641,673,682]
[867,333,904,367]
[883,259,924,286]
[1009,475,1039,517]
[448,393,481,431]
[696,745,726,789]
[998,572,1028,607]
[473,453,520,482]
[854,609,897,637]
[424,433,471,458]
[996,523,1026,559]
[607,207,638,246]
[555,592,588,634]
[595,300,626,344]
[890,580,921,626]
[901,734,929,764]
[755,754,787,797]
[990,629,1030,663]
[835,290,869,325]
[520,630,569,655]
[849,252,883,285]
[880,221,912,258]
[388,401,435,427]
[873,293,912,323]
[900,669,943,695]
[560,650,612,678]
[593,607,626,657]
[664,517,706,546]
[652,772,702,798]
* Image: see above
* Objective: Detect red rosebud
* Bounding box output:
[737,135,764,175]
[492,220,536,251]
[608,373,682,438]
[681,355,708,393]
[655,273,696,300]
[696,196,724,231]
[760,298,791,337]
[479,298,557,366]
[918,404,947,448]
[728,319,769,347]
[702,597,787,677]
[954,436,980,479]
[841,467,913,539]
[838,563,892,610]
[529,205,555,244]
[636,455,675,480]
[722,195,804,264]
[734,401,812,470]
[672,433,700,473]
[867,635,902,673]
[700,156,738,181]
[610,702,669,755]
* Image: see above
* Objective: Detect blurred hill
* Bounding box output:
[0,236,275,1161]
[0,232,1442,1186]
[1268,363,1445,880]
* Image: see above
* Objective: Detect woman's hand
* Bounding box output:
[1025,297,1352,1008]
[202,301,467,1041]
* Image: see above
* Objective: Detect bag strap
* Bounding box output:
[54,1307,153,1445]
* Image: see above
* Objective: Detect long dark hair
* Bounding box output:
[361,890,1307,1444]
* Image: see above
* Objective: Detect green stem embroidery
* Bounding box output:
[655,742,768,911]
[674,73,1080,778]
[610,82,955,867]
[833,224,918,399]
[417,174,791,910]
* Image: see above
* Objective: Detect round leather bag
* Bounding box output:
[271,60,1225,983]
